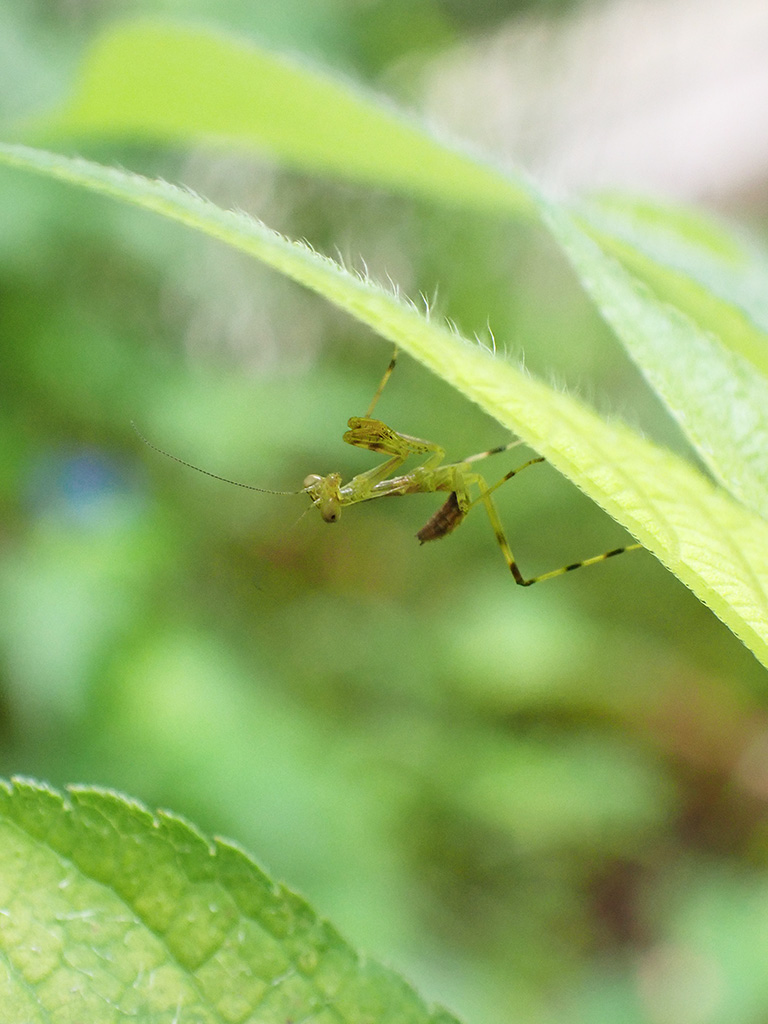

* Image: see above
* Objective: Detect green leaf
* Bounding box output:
[537,196,768,522]
[0,142,766,668]
[583,194,768,378]
[0,776,460,1024]
[34,17,529,217]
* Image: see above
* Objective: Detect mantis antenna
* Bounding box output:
[131,423,300,496]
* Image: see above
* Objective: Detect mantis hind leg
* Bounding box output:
[473,472,530,585]
[515,543,643,586]
[472,460,642,585]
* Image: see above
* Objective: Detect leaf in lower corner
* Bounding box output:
[0,777,461,1024]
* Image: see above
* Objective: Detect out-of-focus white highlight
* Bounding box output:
[423,0,768,204]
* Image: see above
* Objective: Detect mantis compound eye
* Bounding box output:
[321,502,340,523]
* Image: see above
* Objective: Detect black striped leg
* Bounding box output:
[472,461,642,585]
[462,438,528,464]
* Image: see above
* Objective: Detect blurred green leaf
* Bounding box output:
[583,194,768,377]
[34,18,528,217]
[455,733,673,852]
[0,142,766,669]
[539,196,768,520]
[0,776,460,1024]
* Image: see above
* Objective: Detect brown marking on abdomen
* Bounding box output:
[417,492,465,543]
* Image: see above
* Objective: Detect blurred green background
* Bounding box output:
[3,2,768,1023]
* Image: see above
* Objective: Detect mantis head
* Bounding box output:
[303,473,343,523]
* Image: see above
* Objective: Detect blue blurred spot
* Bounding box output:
[28,447,141,528]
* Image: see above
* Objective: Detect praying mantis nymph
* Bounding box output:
[134,347,641,585]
